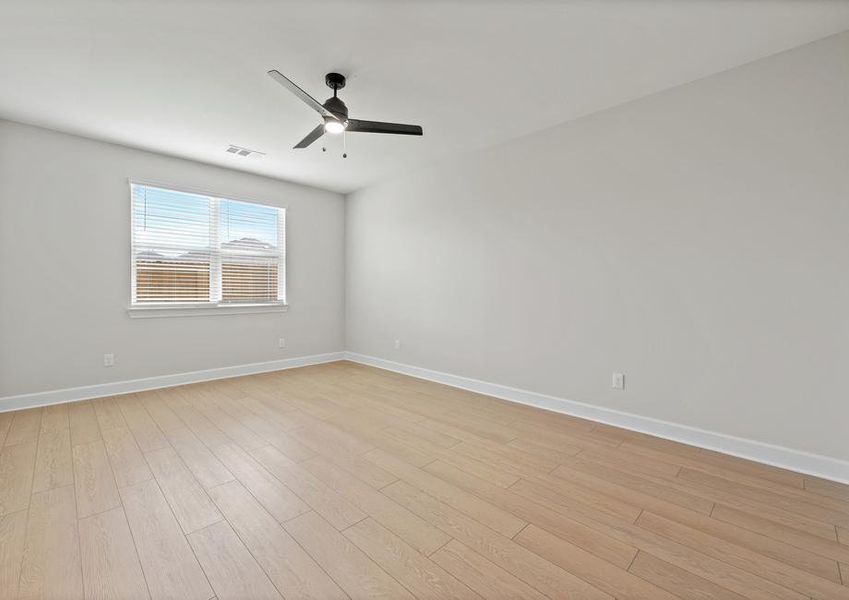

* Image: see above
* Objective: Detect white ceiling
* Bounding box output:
[2,1,849,194]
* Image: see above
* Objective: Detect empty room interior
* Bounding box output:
[2,1,849,598]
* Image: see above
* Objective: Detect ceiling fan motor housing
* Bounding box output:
[323,95,348,120]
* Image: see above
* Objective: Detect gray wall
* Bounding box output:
[0,120,345,397]
[345,33,849,461]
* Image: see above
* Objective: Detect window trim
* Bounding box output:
[128,178,288,314]
[127,302,289,319]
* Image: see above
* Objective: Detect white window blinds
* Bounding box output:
[131,184,286,307]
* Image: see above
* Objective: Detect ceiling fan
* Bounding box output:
[268,70,423,149]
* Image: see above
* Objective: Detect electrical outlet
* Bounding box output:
[278,337,286,349]
[394,339,401,350]
[612,372,625,390]
[103,353,115,367]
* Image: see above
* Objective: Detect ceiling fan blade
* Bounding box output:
[267,69,343,121]
[346,119,423,136]
[293,124,325,149]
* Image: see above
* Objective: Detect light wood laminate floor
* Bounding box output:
[1,361,847,599]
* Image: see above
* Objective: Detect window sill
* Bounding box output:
[127,303,289,319]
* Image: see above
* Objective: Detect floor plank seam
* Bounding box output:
[280,510,362,599]
[376,477,401,491]
[148,457,217,598]
[209,498,290,600]
[17,427,42,598]
[637,507,844,599]
[510,522,531,540]
[70,482,87,600]
[341,514,370,532]
[425,537,453,558]
[625,548,640,572]
[71,408,118,599]
[118,443,166,600]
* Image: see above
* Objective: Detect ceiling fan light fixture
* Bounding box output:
[324,120,346,134]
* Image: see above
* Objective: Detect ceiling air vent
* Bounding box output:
[225,145,265,158]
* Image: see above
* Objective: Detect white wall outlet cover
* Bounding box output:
[612,372,625,390]
[103,353,115,367]
[278,337,286,349]
[394,339,401,349]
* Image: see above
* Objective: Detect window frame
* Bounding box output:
[127,179,288,317]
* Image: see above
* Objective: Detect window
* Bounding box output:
[131,183,286,309]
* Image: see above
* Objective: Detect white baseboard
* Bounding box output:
[0,352,345,413]
[344,352,849,485]
[3,349,846,484]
